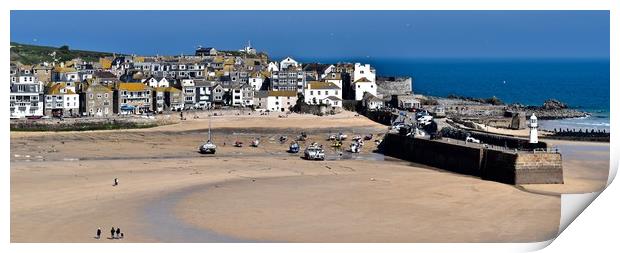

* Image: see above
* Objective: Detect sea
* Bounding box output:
[305,58,610,132]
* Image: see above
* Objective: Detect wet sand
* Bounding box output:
[520,140,610,195]
[10,111,608,242]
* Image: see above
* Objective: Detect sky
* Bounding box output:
[10,10,609,60]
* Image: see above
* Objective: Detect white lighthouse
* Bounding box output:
[529,113,538,144]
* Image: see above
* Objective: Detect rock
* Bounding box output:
[542,99,568,110]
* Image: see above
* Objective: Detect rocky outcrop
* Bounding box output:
[542,99,568,110]
[507,99,588,120]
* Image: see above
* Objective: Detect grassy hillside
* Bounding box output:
[10,42,116,65]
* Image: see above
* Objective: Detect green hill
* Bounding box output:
[10,42,116,65]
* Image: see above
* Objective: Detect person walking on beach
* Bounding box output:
[120,232,124,239]
[110,227,115,239]
[113,178,118,186]
[96,227,101,239]
[116,227,121,239]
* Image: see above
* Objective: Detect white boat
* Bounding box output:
[304,143,325,160]
[251,138,260,147]
[349,142,361,153]
[199,117,217,154]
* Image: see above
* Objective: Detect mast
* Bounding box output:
[208,116,212,141]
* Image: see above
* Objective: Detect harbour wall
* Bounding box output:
[380,133,563,185]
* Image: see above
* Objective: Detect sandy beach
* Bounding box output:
[10,111,609,242]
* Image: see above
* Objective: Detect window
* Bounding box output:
[318,91,321,95]
[104,93,109,98]
[335,90,339,95]
[310,91,313,95]
[97,94,102,99]
[89,94,94,99]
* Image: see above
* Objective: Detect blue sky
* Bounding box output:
[10,10,609,60]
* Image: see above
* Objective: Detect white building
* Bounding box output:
[239,41,257,54]
[180,79,197,109]
[9,73,44,118]
[352,63,377,101]
[362,92,384,110]
[279,57,300,70]
[304,81,342,108]
[267,62,279,72]
[249,74,264,91]
[232,84,254,107]
[45,82,80,116]
[143,76,170,88]
[254,90,298,112]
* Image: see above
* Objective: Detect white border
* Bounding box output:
[2,1,616,253]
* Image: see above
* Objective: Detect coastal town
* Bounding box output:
[10,42,416,119]
[10,42,610,243]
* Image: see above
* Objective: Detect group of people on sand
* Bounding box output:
[94,178,124,240]
[95,226,123,240]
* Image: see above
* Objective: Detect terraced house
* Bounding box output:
[9,72,44,118]
[114,82,152,114]
[45,82,80,117]
[153,87,183,112]
[80,83,113,117]
[304,81,342,108]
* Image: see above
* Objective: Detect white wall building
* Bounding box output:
[9,74,44,118]
[180,79,196,108]
[267,62,279,72]
[249,75,264,91]
[304,81,342,108]
[279,57,300,70]
[352,63,377,101]
[143,77,170,88]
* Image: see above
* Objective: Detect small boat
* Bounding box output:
[349,142,361,153]
[327,134,336,141]
[199,117,217,154]
[251,138,260,147]
[234,141,244,147]
[337,133,348,140]
[289,141,300,153]
[331,140,342,148]
[279,135,288,143]
[304,143,325,160]
[364,134,373,140]
[352,135,362,141]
